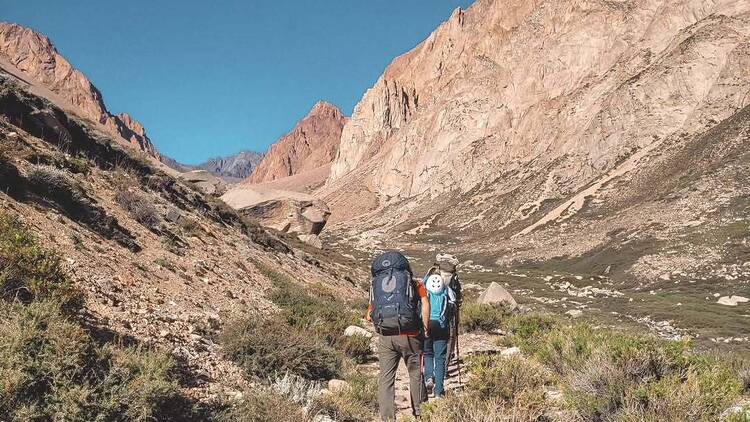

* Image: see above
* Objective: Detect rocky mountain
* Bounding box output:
[319,0,750,349]
[196,150,264,180]
[323,0,749,249]
[0,22,159,158]
[246,101,345,186]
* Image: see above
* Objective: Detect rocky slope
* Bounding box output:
[319,0,750,347]
[323,0,750,257]
[246,101,345,187]
[0,22,159,158]
[0,72,364,402]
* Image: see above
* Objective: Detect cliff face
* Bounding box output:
[246,101,345,184]
[0,22,159,158]
[325,0,750,220]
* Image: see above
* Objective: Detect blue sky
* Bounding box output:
[3,0,474,164]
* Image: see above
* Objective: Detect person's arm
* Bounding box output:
[365,303,372,322]
[421,296,430,336]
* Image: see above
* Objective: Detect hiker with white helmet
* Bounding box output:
[426,253,463,367]
[422,273,457,398]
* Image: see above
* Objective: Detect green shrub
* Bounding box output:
[218,386,307,422]
[495,314,748,421]
[726,405,750,422]
[0,212,80,313]
[467,354,548,406]
[340,334,373,363]
[115,188,161,230]
[502,313,561,345]
[559,329,743,421]
[460,303,510,332]
[311,371,377,422]
[221,315,341,381]
[65,155,90,174]
[530,322,597,376]
[0,300,190,422]
[260,261,361,349]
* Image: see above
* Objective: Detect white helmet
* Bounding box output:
[425,274,445,294]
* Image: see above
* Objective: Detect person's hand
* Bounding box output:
[423,325,430,338]
[364,312,372,322]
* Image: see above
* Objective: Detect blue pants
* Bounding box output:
[423,321,449,396]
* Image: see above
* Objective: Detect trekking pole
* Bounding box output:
[455,332,463,388]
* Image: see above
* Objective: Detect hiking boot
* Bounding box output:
[425,377,434,395]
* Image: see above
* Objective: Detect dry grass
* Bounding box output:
[217,386,307,422]
[340,334,373,363]
[221,315,342,381]
[115,188,161,230]
[311,371,378,422]
[460,302,511,333]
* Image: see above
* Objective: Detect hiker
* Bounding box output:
[366,251,430,421]
[422,273,457,398]
[426,253,463,366]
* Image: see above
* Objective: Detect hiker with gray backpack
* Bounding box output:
[425,254,463,371]
[366,251,430,421]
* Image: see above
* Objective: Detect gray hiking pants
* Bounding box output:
[377,335,427,421]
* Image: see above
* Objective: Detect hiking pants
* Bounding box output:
[377,335,426,421]
[424,322,449,397]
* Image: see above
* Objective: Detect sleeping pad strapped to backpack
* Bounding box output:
[369,251,419,336]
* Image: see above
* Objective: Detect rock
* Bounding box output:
[165,208,182,223]
[477,282,518,310]
[344,325,372,338]
[717,296,749,306]
[298,234,323,249]
[179,170,227,196]
[501,347,521,357]
[223,187,331,236]
[327,379,350,394]
[565,309,583,318]
[313,415,336,422]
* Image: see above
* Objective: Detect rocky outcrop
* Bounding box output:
[179,170,227,196]
[246,101,345,184]
[323,0,750,227]
[237,196,329,236]
[221,185,331,240]
[0,22,159,158]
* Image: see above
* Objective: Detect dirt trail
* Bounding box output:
[362,331,504,420]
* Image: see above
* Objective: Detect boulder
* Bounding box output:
[344,325,372,338]
[179,170,227,196]
[478,282,518,310]
[717,296,749,306]
[221,186,330,236]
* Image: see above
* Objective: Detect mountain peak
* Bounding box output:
[308,100,344,119]
[245,100,346,185]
